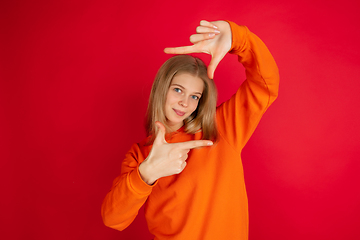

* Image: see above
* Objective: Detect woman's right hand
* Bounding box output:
[138,122,213,185]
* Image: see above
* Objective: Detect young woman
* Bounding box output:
[101,20,279,239]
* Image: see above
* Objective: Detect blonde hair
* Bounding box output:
[145,55,218,143]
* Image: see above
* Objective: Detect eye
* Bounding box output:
[174,88,182,93]
[191,95,200,100]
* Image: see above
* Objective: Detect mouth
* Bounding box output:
[173,108,185,117]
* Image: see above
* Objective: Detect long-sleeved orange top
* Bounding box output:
[101,21,279,240]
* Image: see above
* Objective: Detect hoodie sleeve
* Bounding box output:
[101,143,156,231]
[216,21,280,152]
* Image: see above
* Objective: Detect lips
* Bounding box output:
[173,108,185,116]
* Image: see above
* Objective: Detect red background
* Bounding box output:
[1,0,359,239]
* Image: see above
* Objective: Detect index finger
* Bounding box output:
[164,45,199,55]
[175,140,213,149]
[200,20,218,29]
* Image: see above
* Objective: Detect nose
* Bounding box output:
[179,96,188,108]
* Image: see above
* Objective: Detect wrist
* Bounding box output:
[139,161,157,185]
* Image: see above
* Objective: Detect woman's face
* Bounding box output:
[165,73,204,131]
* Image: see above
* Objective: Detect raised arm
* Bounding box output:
[216,21,279,151]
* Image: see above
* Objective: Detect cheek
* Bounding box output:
[165,92,176,106]
[189,100,200,113]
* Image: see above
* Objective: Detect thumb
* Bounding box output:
[207,55,221,79]
[153,121,167,145]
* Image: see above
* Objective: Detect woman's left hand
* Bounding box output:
[164,20,232,79]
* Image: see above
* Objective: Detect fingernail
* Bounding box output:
[208,142,213,146]
[214,30,220,34]
[209,33,215,37]
[213,25,218,29]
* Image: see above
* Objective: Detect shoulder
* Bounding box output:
[132,136,153,157]
[123,136,153,166]
[128,136,152,153]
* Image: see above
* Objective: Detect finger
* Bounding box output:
[196,26,220,34]
[176,140,213,150]
[189,33,216,44]
[200,20,218,29]
[154,121,167,145]
[177,161,187,174]
[181,161,187,170]
[207,59,218,79]
[179,153,188,161]
[164,45,200,55]
[207,53,224,79]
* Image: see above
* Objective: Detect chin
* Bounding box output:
[167,117,185,129]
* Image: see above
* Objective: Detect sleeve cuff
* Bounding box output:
[225,20,249,54]
[128,166,158,196]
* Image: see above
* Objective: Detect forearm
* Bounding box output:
[101,169,152,231]
[216,22,279,151]
[227,21,279,108]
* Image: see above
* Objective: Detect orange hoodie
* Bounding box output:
[101,21,279,240]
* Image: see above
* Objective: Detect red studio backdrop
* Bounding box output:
[1,0,359,239]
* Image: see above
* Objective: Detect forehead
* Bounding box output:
[171,73,204,93]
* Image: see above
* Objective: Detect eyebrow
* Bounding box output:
[171,83,202,96]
